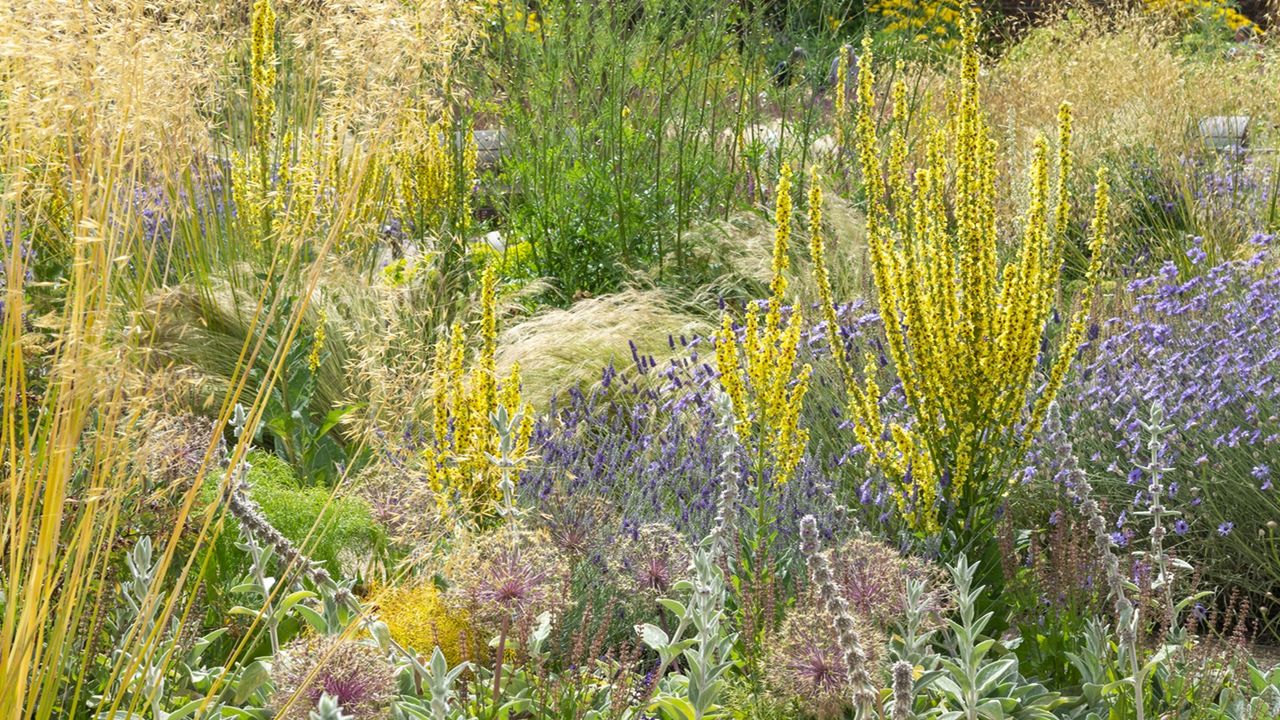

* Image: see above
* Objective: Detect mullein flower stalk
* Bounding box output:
[798,515,878,714]
[811,24,1110,539]
[716,163,812,662]
[250,0,277,178]
[425,265,534,525]
[1051,403,1145,720]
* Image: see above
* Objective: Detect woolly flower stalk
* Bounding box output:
[710,479,740,558]
[1051,402,1144,718]
[224,462,356,607]
[810,26,1110,537]
[270,636,396,720]
[715,164,812,488]
[798,516,878,711]
[891,660,914,720]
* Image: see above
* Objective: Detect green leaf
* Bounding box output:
[294,604,327,633]
[163,700,206,720]
[233,660,271,704]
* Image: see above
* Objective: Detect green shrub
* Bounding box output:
[199,451,385,613]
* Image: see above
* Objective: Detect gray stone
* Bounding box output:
[1198,116,1250,150]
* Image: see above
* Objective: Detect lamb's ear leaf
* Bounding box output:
[637,623,668,649]
[294,604,327,633]
[234,660,271,704]
[657,598,686,617]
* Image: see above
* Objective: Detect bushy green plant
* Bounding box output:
[200,451,385,615]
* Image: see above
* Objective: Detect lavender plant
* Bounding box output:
[638,452,741,720]
[1056,242,1280,622]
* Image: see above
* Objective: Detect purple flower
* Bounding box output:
[1254,464,1272,491]
[1174,519,1189,535]
[1218,521,1234,537]
[1187,238,1207,265]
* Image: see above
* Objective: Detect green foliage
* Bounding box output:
[929,557,1070,720]
[484,0,835,300]
[200,452,384,615]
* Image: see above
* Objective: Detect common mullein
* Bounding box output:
[798,515,878,713]
[811,26,1111,539]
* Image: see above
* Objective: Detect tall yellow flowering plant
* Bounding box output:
[715,163,812,579]
[394,111,478,237]
[425,266,534,525]
[810,28,1110,542]
[715,162,813,665]
[715,163,813,494]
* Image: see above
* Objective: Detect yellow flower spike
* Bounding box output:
[421,270,534,525]
[1028,166,1110,443]
[462,124,478,230]
[716,166,813,498]
[715,314,749,425]
[1054,103,1073,242]
[250,0,277,162]
[771,163,794,308]
[307,309,327,373]
[818,19,1109,539]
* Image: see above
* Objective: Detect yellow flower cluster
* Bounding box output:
[809,28,1110,535]
[715,164,812,488]
[394,112,477,234]
[375,582,471,664]
[425,266,534,523]
[231,123,372,249]
[469,238,534,277]
[870,0,970,48]
[1143,0,1258,32]
[307,309,327,372]
[381,256,424,288]
[250,0,277,166]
